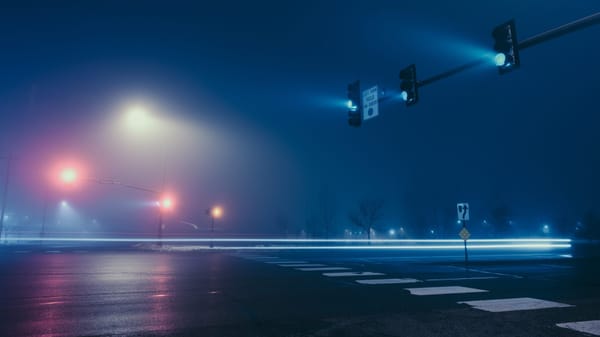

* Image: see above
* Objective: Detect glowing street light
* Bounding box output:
[159,196,174,210]
[211,206,222,218]
[542,224,550,234]
[207,206,223,248]
[121,101,170,246]
[124,104,154,131]
[60,168,78,185]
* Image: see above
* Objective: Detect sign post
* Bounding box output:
[457,202,470,269]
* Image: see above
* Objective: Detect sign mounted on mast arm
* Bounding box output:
[362,85,379,121]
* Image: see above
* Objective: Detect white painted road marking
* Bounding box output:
[540,264,573,269]
[356,278,421,285]
[297,267,350,271]
[458,297,573,312]
[465,267,523,279]
[264,261,306,264]
[323,272,384,277]
[278,264,325,267]
[557,320,600,336]
[15,250,31,253]
[406,286,488,296]
[425,276,498,282]
[46,250,61,253]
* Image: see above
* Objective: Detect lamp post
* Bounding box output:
[121,103,170,246]
[51,166,173,245]
[206,206,222,248]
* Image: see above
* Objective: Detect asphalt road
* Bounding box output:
[1,245,599,337]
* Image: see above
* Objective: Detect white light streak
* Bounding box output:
[5,237,571,243]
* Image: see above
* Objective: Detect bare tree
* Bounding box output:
[348,199,384,241]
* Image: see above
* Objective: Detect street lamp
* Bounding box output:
[121,102,169,246]
[206,206,223,248]
[44,162,176,244]
[60,168,77,185]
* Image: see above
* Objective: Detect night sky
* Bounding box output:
[0,1,598,237]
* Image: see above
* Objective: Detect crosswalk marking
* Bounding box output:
[458,297,573,312]
[356,278,420,285]
[297,267,350,271]
[425,276,498,282]
[406,286,488,296]
[278,264,325,267]
[323,272,384,277]
[557,320,600,336]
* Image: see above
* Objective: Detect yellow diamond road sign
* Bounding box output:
[459,228,470,240]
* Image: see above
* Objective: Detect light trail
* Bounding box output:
[168,244,571,250]
[1,237,572,250]
[4,237,571,243]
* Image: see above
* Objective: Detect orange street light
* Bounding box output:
[207,206,223,248]
[211,206,222,218]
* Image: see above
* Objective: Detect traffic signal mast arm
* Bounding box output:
[346,12,598,125]
[518,12,600,50]
[89,177,160,194]
[418,58,487,88]
[417,12,599,88]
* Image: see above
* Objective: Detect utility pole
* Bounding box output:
[157,159,167,248]
[207,208,215,248]
[0,155,16,241]
[0,155,16,242]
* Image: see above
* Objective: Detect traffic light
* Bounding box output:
[347,80,362,127]
[492,19,520,74]
[399,64,418,106]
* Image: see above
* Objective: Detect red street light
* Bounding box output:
[60,168,77,185]
[159,196,174,210]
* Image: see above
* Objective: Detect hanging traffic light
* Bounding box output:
[492,19,520,74]
[399,64,418,106]
[347,80,362,127]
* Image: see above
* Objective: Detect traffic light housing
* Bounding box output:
[347,80,362,127]
[492,19,520,74]
[399,64,418,106]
